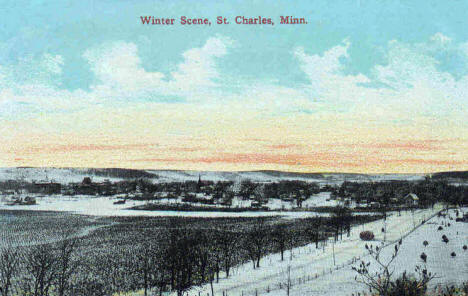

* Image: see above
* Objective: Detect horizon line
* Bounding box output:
[3,166,467,176]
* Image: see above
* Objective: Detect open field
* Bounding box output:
[0,210,109,248]
[0,195,380,218]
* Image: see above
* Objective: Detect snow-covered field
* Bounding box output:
[266,208,468,296]
[0,195,146,216]
[302,192,338,208]
[0,195,382,218]
[0,167,124,183]
[172,205,466,296]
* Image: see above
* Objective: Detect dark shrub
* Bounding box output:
[360,231,375,241]
[451,252,456,257]
[442,235,449,244]
[439,283,468,296]
[423,240,429,247]
[438,226,443,231]
[420,252,427,263]
[386,272,427,296]
[463,245,467,251]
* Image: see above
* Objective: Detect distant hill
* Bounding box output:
[0,167,156,183]
[432,171,468,180]
[0,167,428,185]
[85,168,157,179]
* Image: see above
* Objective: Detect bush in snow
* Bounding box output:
[434,283,468,296]
[463,245,467,251]
[442,235,449,244]
[360,231,375,241]
[353,243,434,296]
[451,252,456,257]
[420,252,427,263]
[385,271,430,296]
[423,240,429,247]
[438,226,443,231]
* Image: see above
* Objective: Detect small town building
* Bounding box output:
[402,193,419,206]
[32,182,61,194]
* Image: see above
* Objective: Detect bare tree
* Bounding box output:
[352,243,435,296]
[0,248,19,296]
[271,223,290,261]
[209,237,222,283]
[193,230,211,284]
[164,223,198,296]
[304,217,322,249]
[243,218,269,269]
[135,239,160,296]
[23,244,57,296]
[153,254,170,296]
[353,243,399,294]
[55,235,78,296]
[332,206,352,241]
[216,227,239,277]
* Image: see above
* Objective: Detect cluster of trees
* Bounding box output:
[0,211,371,296]
[0,180,37,193]
[135,179,321,201]
[335,180,468,207]
[1,178,323,204]
[0,234,77,296]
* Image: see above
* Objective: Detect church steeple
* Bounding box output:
[197,174,202,192]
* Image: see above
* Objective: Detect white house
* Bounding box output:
[403,193,419,206]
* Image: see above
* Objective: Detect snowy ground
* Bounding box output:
[173,205,464,296]
[0,195,379,218]
[302,192,338,208]
[0,195,355,218]
[266,208,468,296]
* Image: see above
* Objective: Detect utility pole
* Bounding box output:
[332,240,336,266]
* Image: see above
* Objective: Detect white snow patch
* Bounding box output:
[180,206,456,296]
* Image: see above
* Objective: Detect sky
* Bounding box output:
[0,0,467,173]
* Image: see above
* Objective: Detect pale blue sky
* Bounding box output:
[1,0,468,93]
